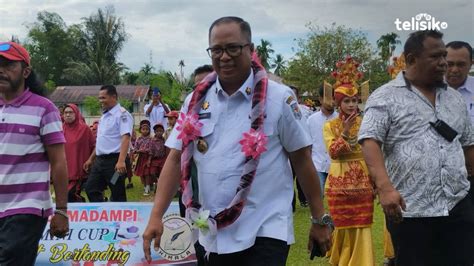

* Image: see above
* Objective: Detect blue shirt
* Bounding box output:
[96,103,133,155]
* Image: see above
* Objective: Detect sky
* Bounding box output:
[1,0,473,77]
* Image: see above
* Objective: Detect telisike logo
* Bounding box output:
[395,13,448,31]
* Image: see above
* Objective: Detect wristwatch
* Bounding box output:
[310,214,333,226]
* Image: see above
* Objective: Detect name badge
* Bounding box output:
[199,113,211,120]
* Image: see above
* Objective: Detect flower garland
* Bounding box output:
[178,53,268,235]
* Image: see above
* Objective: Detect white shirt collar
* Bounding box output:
[215,69,254,101]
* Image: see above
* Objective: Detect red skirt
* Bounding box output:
[134,153,152,177]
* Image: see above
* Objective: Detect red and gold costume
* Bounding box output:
[323,56,375,266]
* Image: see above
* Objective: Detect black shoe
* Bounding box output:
[384,258,396,266]
[126,183,134,189]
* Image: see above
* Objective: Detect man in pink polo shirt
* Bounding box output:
[0,42,69,265]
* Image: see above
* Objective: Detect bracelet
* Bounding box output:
[54,209,69,219]
[341,133,357,147]
[56,206,68,210]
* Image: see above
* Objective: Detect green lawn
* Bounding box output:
[85,176,387,265]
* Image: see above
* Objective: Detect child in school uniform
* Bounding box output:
[150,124,168,192]
[134,120,154,195]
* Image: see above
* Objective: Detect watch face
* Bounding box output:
[321,214,332,225]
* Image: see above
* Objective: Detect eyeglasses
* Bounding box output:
[0,43,26,62]
[206,44,250,59]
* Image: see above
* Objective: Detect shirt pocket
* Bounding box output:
[216,170,242,210]
[263,122,275,137]
[100,117,119,136]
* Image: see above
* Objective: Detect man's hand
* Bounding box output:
[143,217,164,263]
[83,159,93,173]
[308,224,332,255]
[115,160,126,175]
[379,185,406,223]
[50,214,69,238]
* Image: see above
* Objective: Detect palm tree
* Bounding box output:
[178,60,185,82]
[141,63,154,76]
[256,39,274,70]
[377,33,401,66]
[271,54,286,76]
[64,6,127,85]
[139,63,154,84]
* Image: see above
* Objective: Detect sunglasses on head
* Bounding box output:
[0,43,27,62]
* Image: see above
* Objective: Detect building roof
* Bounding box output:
[49,85,149,104]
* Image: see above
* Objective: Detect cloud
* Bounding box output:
[1,0,472,77]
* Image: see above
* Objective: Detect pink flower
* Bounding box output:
[176,112,203,145]
[239,128,268,159]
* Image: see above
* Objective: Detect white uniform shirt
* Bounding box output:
[144,102,168,129]
[299,104,313,120]
[96,103,134,155]
[457,75,474,125]
[307,110,338,173]
[166,71,312,254]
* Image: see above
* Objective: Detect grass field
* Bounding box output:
[88,175,387,266]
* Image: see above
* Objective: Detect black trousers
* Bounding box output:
[85,154,129,202]
[201,237,289,266]
[387,193,474,266]
[0,214,47,266]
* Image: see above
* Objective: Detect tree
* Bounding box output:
[271,54,286,76]
[256,39,274,70]
[25,11,78,85]
[119,98,132,111]
[137,63,155,84]
[150,71,188,110]
[122,71,140,85]
[83,96,101,115]
[283,23,374,95]
[178,60,185,82]
[64,6,128,85]
[377,32,401,67]
[366,57,391,92]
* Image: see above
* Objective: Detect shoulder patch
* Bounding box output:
[286,95,295,105]
[290,102,302,120]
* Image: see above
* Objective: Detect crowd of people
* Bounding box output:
[0,16,473,266]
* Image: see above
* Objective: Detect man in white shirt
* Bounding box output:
[446,41,473,124]
[446,41,474,202]
[307,102,338,197]
[144,87,170,129]
[143,16,331,266]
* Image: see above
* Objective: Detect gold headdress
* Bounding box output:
[388,53,406,79]
[323,55,369,105]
